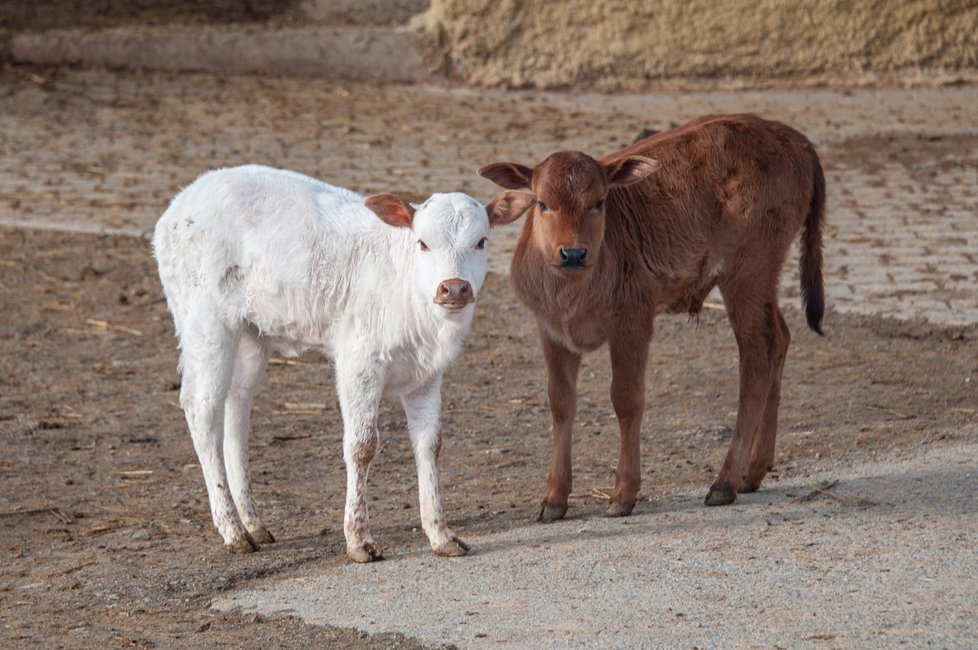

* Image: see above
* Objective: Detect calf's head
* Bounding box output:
[478,151,659,275]
[364,191,534,314]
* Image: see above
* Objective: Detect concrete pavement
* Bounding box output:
[214,438,978,648]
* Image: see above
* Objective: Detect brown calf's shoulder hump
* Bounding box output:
[602,113,819,259]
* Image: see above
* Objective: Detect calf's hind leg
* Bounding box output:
[223,328,275,544]
[740,306,790,493]
[706,281,789,506]
[180,319,257,551]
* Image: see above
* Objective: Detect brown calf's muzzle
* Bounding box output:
[558,246,588,271]
[433,278,475,312]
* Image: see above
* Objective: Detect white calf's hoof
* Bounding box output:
[433,535,471,557]
[249,527,276,545]
[347,542,384,563]
[224,532,258,553]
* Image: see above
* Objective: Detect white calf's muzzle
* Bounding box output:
[433,278,475,312]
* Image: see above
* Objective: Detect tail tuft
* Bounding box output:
[800,151,826,335]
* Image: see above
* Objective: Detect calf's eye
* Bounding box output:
[594,199,605,210]
[476,237,487,250]
[537,201,549,212]
[418,240,430,251]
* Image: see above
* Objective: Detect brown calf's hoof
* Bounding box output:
[604,501,635,518]
[250,527,276,545]
[704,480,737,506]
[737,480,762,494]
[537,502,568,522]
[433,536,471,557]
[347,542,384,563]
[225,532,259,553]
[739,468,770,494]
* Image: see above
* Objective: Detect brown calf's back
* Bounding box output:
[604,113,824,330]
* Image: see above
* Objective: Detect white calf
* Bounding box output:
[153,164,534,561]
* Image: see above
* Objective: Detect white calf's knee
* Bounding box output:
[345,430,380,467]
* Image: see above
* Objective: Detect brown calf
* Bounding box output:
[480,113,825,519]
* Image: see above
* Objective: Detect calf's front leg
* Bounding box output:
[336,357,384,563]
[402,375,469,557]
[606,321,652,516]
[538,326,582,522]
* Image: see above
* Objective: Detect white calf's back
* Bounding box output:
[153,165,486,389]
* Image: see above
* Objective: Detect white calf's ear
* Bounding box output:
[478,162,534,190]
[486,191,537,227]
[607,156,660,187]
[364,193,416,228]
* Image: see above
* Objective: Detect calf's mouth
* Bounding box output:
[433,298,473,313]
[438,303,469,313]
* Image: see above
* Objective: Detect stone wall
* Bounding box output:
[427,0,978,88]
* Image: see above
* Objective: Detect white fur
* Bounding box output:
[153,164,491,559]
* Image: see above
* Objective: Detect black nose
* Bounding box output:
[559,247,588,268]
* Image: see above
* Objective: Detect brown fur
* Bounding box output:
[479,113,825,517]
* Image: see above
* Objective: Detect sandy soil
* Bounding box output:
[1,226,975,647]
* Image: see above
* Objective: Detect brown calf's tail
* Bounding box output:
[800,152,825,335]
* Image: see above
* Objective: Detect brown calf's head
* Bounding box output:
[478,151,659,275]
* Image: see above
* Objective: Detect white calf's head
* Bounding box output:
[365,191,535,315]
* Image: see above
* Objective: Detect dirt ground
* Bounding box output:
[1,224,975,647]
[1,4,977,647]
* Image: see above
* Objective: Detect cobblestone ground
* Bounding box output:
[1,67,976,327]
[826,136,978,327]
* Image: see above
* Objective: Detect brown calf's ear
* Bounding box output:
[486,191,537,227]
[607,156,660,187]
[477,162,534,190]
[364,193,416,228]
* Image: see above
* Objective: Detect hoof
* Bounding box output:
[737,480,762,494]
[250,527,276,545]
[705,480,737,506]
[347,542,384,563]
[604,501,635,518]
[224,532,258,553]
[537,502,568,522]
[433,535,471,557]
